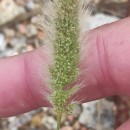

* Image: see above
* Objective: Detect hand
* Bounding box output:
[77,17,130,130]
[0,17,130,130]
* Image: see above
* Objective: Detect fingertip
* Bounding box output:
[0,49,50,117]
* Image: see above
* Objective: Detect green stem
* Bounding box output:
[57,112,62,130]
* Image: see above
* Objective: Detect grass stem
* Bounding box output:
[57,112,62,130]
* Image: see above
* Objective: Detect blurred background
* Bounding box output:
[0,0,130,130]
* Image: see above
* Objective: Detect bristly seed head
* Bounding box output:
[50,0,79,113]
[38,0,91,129]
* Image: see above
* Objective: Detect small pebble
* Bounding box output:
[61,126,73,130]
[26,24,37,37]
[41,116,57,130]
[0,33,7,51]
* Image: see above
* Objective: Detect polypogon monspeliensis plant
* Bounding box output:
[37,0,91,130]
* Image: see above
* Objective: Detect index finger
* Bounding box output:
[76,17,130,103]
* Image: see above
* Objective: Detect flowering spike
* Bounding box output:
[38,0,91,130]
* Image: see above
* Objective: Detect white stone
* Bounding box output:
[87,13,119,30]
[0,33,7,51]
[0,0,25,25]
[41,116,57,130]
[26,0,35,10]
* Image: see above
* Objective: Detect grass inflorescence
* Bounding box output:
[38,0,91,130]
[50,1,79,129]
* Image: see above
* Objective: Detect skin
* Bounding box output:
[0,17,130,129]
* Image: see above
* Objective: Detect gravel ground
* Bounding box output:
[0,0,130,130]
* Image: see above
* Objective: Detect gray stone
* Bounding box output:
[26,24,37,38]
[79,99,115,130]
